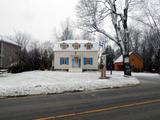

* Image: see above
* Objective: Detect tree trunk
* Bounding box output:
[158,49,160,74]
[122,4,131,76]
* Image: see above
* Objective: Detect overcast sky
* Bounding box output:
[0,0,79,42]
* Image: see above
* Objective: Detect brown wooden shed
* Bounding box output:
[114,52,144,72]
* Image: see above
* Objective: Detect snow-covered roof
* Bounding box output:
[59,40,96,44]
[54,40,99,51]
[114,52,133,63]
[0,36,19,46]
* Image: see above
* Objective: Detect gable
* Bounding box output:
[130,52,143,63]
[114,52,143,64]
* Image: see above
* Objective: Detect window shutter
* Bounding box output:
[66,57,69,65]
[90,57,93,65]
[60,58,62,65]
[62,58,64,64]
[78,58,81,67]
[84,57,86,65]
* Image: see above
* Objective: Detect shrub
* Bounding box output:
[8,62,32,73]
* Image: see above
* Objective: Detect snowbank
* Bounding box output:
[0,71,140,97]
[108,71,160,77]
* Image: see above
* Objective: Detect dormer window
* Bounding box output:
[60,43,69,49]
[85,42,93,50]
[72,43,80,49]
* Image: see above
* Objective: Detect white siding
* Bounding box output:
[53,51,98,70]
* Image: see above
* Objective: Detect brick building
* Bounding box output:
[0,36,20,68]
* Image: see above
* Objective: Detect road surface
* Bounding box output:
[0,73,160,120]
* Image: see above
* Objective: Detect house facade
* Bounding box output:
[53,40,99,72]
[0,37,20,68]
[114,52,144,72]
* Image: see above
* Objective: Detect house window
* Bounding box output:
[60,57,69,65]
[84,43,93,49]
[72,43,80,49]
[60,43,69,49]
[84,57,93,65]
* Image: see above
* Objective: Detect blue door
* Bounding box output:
[72,57,81,68]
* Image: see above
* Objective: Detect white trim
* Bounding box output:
[54,40,98,51]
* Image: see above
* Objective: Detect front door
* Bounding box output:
[72,56,81,68]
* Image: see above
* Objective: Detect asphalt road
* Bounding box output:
[0,73,160,120]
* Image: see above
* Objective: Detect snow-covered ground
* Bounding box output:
[0,71,142,97]
[133,72,160,77]
[110,71,160,77]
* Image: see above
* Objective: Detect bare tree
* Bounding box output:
[134,0,160,72]
[81,31,93,40]
[135,0,160,49]
[128,27,142,53]
[41,41,54,56]
[76,0,138,75]
[13,31,31,50]
[54,19,73,41]
[9,31,31,65]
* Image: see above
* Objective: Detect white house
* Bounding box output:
[53,40,99,72]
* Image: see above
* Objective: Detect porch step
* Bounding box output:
[69,68,82,72]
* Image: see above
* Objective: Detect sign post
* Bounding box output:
[99,55,107,79]
[123,55,131,76]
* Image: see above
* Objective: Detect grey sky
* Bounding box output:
[0,0,78,42]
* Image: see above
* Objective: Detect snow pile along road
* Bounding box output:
[0,71,140,97]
